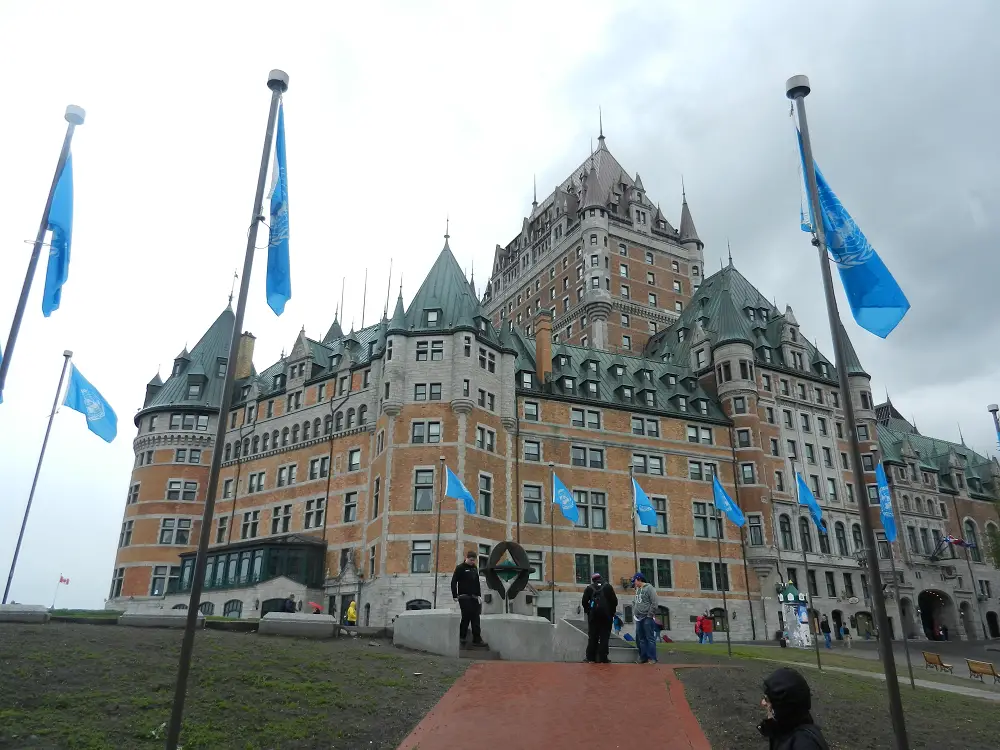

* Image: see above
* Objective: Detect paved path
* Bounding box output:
[397,662,711,750]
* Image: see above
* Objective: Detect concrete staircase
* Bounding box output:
[564,619,639,663]
[459,640,501,660]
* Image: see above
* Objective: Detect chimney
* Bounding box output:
[533,309,553,385]
[235,332,256,380]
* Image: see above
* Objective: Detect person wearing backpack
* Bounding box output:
[582,573,618,663]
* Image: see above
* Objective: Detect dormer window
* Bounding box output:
[241,385,251,399]
[187,383,202,400]
[761,309,769,320]
[613,365,625,377]
[216,359,227,377]
[748,309,755,321]
[696,399,709,415]
[644,392,655,407]
[586,381,598,396]
[563,376,575,392]
[678,330,686,343]
[790,328,798,342]
[425,309,439,327]
[665,374,677,387]
[172,361,183,377]
[677,396,688,412]
[622,386,634,400]
[557,355,568,367]
[273,373,286,390]
[587,361,597,372]
[762,348,773,363]
[478,319,487,332]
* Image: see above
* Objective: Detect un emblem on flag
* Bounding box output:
[81,388,105,422]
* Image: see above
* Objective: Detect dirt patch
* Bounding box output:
[677,659,1000,749]
[0,622,465,749]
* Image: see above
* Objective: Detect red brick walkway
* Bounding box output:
[397,662,711,750]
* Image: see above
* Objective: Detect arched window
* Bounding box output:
[965,520,982,562]
[262,433,270,451]
[234,441,241,459]
[242,438,250,456]
[292,425,300,443]
[346,409,355,428]
[252,436,259,454]
[799,517,813,553]
[655,605,671,632]
[336,412,344,431]
[198,602,215,616]
[779,514,794,550]
[313,418,321,436]
[358,405,367,425]
[281,427,289,446]
[225,444,232,461]
[272,430,279,448]
[223,599,243,618]
[902,495,910,511]
[915,497,923,513]
[303,421,311,440]
[818,524,831,554]
[852,523,864,553]
[835,522,849,557]
[324,415,333,435]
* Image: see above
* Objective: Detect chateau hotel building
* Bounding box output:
[110,136,1000,642]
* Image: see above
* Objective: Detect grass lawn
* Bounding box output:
[661,641,1000,694]
[662,644,1000,749]
[0,622,465,749]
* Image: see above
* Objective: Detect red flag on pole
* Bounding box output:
[59,576,69,585]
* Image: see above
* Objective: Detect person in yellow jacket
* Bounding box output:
[346,600,357,626]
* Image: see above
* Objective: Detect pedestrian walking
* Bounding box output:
[631,572,659,664]
[701,611,714,644]
[840,624,852,648]
[346,600,357,626]
[582,573,618,663]
[451,550,483,645]
[757,667,830,749]
[695,614,704,643]
[820,615,832,649]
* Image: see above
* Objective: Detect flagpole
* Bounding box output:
[0,107,84,401]
[2,350,72,604]
[715,526,732,657]
[787,74,909,749]
[729,427,757,640]
[629,466,638,573]
[549,462,556,624]
[791,462,822,672]
[165,70,287,750]
[51,579,62,610]
[888,544,915,689]
[432,456,445,609]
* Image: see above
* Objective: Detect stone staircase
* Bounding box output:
[564,619,640,663]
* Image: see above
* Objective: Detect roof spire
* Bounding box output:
[727,239,733,267]
[959,422,966,446]
[532,175,537,210]
[228,269,238,308]
[444,215,450,250]
[598,107,605,147]
[681,174,686,201]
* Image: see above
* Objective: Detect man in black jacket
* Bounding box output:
[757,667,830,749]
[582,573,618,663]
[451,550,483,645]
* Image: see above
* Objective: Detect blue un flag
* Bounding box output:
[797,130,909,339]
[63,364,117,442]
[552,472,578,523]
[795,473,826,534]
[632,478,658,527]
[43,154,73,317]
[712,475,745,527]
[876,463,896,543]
[444,466,477,514]
[267,102,291,316]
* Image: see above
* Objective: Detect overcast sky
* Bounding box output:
[1,1,997,608]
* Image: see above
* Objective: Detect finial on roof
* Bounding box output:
[727,239,733,267]
[532,175,537,209]
[959,422,966,446]
[681,174,686,201]
[334,301,339,323]
[228,269,238,308]
[598,107,605,146]
[444,215,450,249]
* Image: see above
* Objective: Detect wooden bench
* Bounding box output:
[922,651,954,673]
[966,659,1000,684]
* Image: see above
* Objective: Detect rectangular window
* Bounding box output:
[414,383,427,401]
[733,397,747,414]
[127,483,140,504]
[342,492,357,523]
[770,438,780,456]
[749,515,764,546]
[737,429,751,448]
[411,541,431,573]
[843,572,855,598]
[523,485,542,524]
[741,463,755,484]
[823,447,833,468]
[693,501,723,539]
[414,470,434,511]
[524,440,540,462]
[216,516,228,544]
[478,475,492,516]
[639,497,668,535]
[524,401,539,421]
[271,504,292,534]
[348,449,360,471]
[240,511,259,540]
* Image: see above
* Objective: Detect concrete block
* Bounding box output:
[118,611,204,629]
[0,604,50,624]
[259,612,336,639]
[480,614,554,662]
[393,609,461,658]
[552,618,637,663]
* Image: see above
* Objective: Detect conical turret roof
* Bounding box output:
[679,195,702,247]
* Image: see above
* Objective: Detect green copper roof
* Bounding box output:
[714,288,755,347]
[138,306,234,419]
[837,322,869,378]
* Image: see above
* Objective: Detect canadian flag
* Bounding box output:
[59,576,70,585]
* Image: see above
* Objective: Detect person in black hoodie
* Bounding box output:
[451,550,483,645]
[757,667,830,750]
[581,573,618,663]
